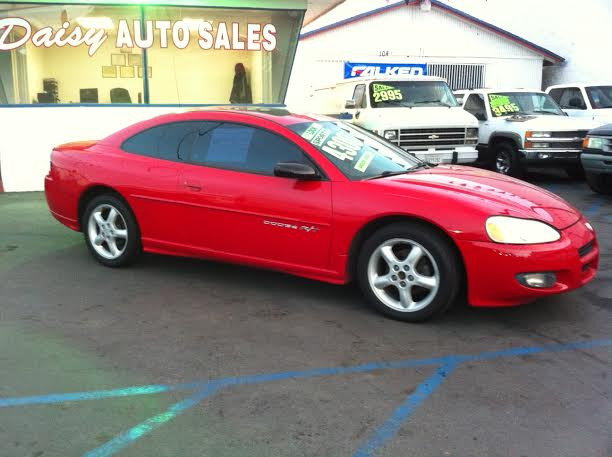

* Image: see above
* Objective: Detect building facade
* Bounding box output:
[286,0,564,110]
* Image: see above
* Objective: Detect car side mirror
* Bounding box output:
[345,100,357,109]
[274,162,320,181]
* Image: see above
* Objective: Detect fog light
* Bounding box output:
[516,272,557,288]
[537,152,551,159]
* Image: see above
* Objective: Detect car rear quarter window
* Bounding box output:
[189,123,312,176]
[122,121,204,161]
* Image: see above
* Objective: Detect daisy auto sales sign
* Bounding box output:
[0,18,277,56]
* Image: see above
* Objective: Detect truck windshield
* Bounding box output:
[288,121,423,180]
[369,81,458,108]
[585,86,612,109]
[487,92,564,117]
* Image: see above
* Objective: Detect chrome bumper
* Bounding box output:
[403,146,479,164]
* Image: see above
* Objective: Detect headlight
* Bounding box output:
[584,136,605,150]
[466,128,478,138]
[384,130,398,141]
[485,216,560,244]
[526,131,552,139]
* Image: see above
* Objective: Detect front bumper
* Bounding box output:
[519,148,581,165]
[581,152,612,175]
[456,218,598,307]
[405,146,479,164]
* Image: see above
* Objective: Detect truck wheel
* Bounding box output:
[493,142,523,178]
[565,165,585,180]
[585,172,612,195]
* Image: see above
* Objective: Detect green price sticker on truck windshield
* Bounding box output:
[488,94,520,117]
[372,83,403,103]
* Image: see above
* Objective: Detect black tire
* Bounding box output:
[82,194,141,267]
[356,222,462,322]
[585,172,612,195]
[493,141,524,178]
[564,165,585,180]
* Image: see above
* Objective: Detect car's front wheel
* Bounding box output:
[83,194,141,267]
[493,142,523,178]
[357,222,461,322]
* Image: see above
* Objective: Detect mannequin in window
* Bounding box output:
[230,63,252,104]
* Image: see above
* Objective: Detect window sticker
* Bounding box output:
[354,150,375,172]
[301,123,324,141]
[488,94,520,117]
[372,83,403,103]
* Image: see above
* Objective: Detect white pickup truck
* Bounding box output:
[455,88,597,177]
[309,76,479,165]
[546,83,612,124]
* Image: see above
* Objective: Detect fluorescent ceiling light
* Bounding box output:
[76,17,114,29]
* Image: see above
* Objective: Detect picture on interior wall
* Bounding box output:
[120,66,135,78]
[111,54,126,66]
[137,67,153,79]
[102,66,117,78]
[127,54,141,66]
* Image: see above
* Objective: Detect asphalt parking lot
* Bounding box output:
[0,171,610,457]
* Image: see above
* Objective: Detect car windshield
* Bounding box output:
[487,92,564,117]
[585,86,612,109]
[288,121,424,180]
[369,81,458,108]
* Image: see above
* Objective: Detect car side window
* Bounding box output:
[464,94,487,120]
[189,123,314,176]
[557,87,586,110]
[353,84,367,108]
[122,121,204,161]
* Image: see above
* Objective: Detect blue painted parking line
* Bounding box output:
[353,362,458,457]
[583,199,606,218]
[0,339,610,456]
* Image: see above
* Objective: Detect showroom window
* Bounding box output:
[189,123,310,176]
[0,3,303,105]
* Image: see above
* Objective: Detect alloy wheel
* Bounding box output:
[87,204,128,260]
[495,150,511,175]
[367,238,440,312]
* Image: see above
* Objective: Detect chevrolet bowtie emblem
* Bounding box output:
[428,134,440,139]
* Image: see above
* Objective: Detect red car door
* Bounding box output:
[176,122,333,270]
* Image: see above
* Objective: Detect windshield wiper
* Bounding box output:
[531,110,561,116]
[365,164,430,180]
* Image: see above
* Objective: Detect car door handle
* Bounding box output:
[184,181,202,192]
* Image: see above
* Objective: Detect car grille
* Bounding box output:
[397,128,467,150]
[578,240,594,258]
[548,130,589,150]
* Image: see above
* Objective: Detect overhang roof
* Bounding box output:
[301,0,565,64]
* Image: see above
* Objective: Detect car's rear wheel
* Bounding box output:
[585,171,612,195]
[493,142,523,178]
[83,194,141,267]
[357,222,461,322]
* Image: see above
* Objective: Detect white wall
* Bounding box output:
[287,4,545,107]
[0,106,194,192]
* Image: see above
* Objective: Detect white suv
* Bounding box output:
[546,83,612,124]
[455,88,597,177]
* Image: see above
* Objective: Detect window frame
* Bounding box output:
[184,121,328,180]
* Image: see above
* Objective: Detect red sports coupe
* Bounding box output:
[45,107,598,321]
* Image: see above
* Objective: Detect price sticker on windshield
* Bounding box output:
[354,150,375,172]
[489,94,520,117]
[372,83,403,103]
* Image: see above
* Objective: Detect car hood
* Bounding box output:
[504,114,597,131]
[359,106,478,129]
[379,166,581,229]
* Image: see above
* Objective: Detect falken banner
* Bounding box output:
[344,62,427,79]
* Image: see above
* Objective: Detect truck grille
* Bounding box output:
[548,130,589,150]
[398,128,467,150]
